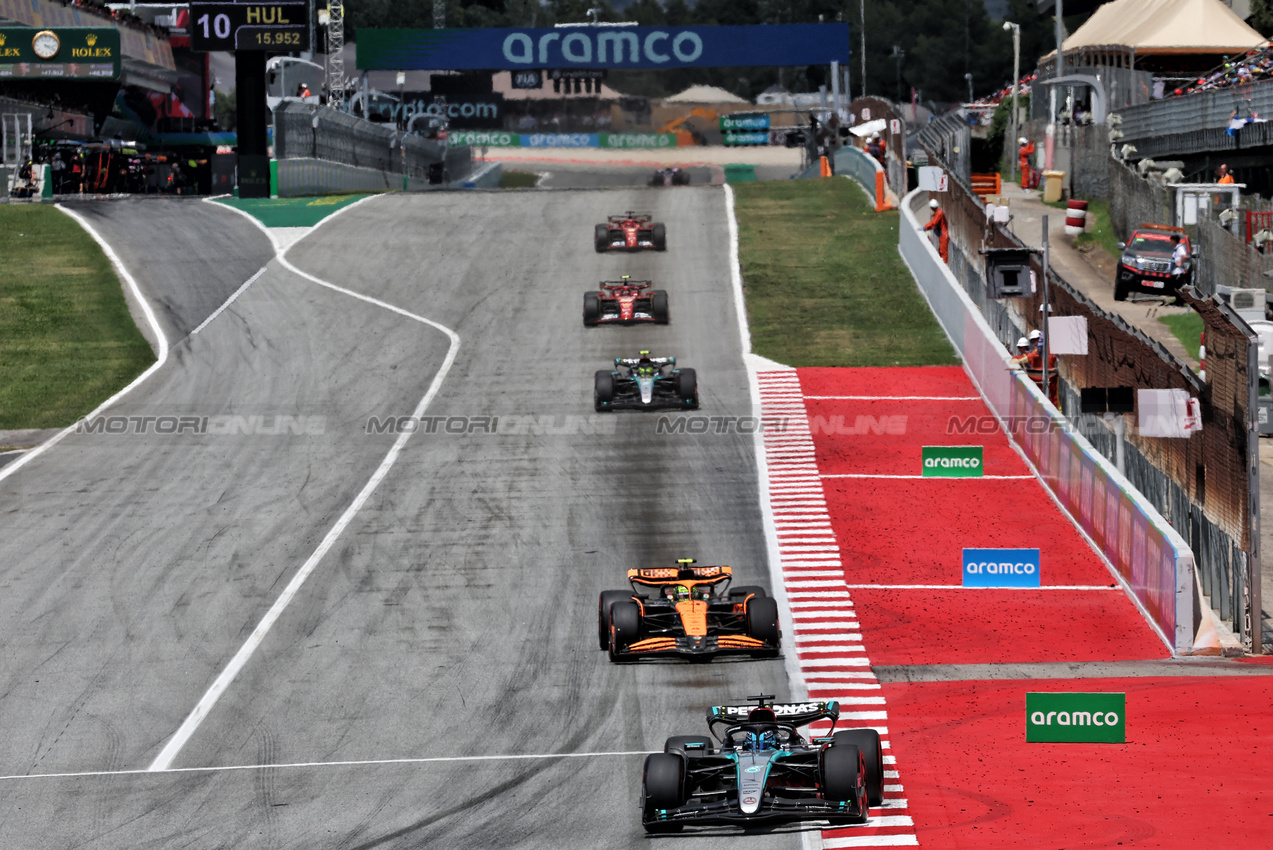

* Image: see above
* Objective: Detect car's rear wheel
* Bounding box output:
[583,292,600,326]
[663,735,713,758]
[675,171,690,185]
[608,600,641,660]
[652,222,667,251]
[675,368,697,408]
[594,370,614,412]
[834,728,884,806]
[594,223,609,252]
[598,590,631,650]
[651,290,669,324]
[729,585,767,601]
[746,596,780,644]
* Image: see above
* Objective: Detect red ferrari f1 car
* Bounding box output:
[583,275,669,326]
[595,211,667,252]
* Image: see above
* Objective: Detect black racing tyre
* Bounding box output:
[594,223,609,252]
[674,171,690,185]
[594,370,614,412]
[608,600,641,660]
[664,734,713,758]
[835,728,884,806]
[729,585,768,601]
[675,368,697,405]
[643,752,685,808]
[746,596,780,643]
[583,292,601,326]
[651,290,670,324]
[822,743,864,804]
[598,590,631,651]
[652,222,667,251]
[1113,275,1130,301]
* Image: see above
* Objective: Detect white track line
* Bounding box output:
[804,395,980,401]
[724,182,811,726]
[149,196,461,772]
[0,205,171,485]
[3,749,650,783]
[190,265,269,335]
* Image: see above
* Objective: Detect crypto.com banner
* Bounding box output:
[356,23,850,71]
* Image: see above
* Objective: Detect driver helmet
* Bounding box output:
[668,584,691,602]
[637,356,656,377]
[744,730,778,751]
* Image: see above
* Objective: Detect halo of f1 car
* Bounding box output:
[584,275,669,326]
[599,559,780,661]
[595,350,698,411]
[595,211,667,252]
[650,167,690,187]
[641,694,883,832]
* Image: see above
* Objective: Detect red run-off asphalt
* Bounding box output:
[757,366,1273,848]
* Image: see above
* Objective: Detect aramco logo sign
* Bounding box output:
[501,29,703,65]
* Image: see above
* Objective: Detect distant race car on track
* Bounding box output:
[594,350,697,411]
[640,694,882,833]
[598,559,779,661]
[595,211,667,252]
[583,275,669,326]
[650,167,690,187]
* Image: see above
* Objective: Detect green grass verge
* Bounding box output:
[0,206,155,429]
[734,178,958,367]
[499,170,540,189]
[1159,312,1204,360]
[1075,199,1120,258]
[215,194,370,228]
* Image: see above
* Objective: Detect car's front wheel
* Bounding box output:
[608,600,641,660]
[834,728,884,806]
[1114,274,1130,301]
[675,368,697,408]
[583,292,600,326]
[597,590,631,650]
[594,370,614,412]
[594,223,609,252]
[651,290,669,324]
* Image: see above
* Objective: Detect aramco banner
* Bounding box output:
[357,24,850,71]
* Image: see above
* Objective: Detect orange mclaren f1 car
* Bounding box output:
[599,559,780,661]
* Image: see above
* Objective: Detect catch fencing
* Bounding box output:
[909,134,1259,648]
[273,101,471,187]
[897,187,1197,652]
[916,110,972,186]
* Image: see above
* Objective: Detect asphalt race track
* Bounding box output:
[0,188,803,847]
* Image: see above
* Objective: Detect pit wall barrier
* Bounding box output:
[835,146,893,211]
[272,158,501,197]
[898,187,1196,654]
